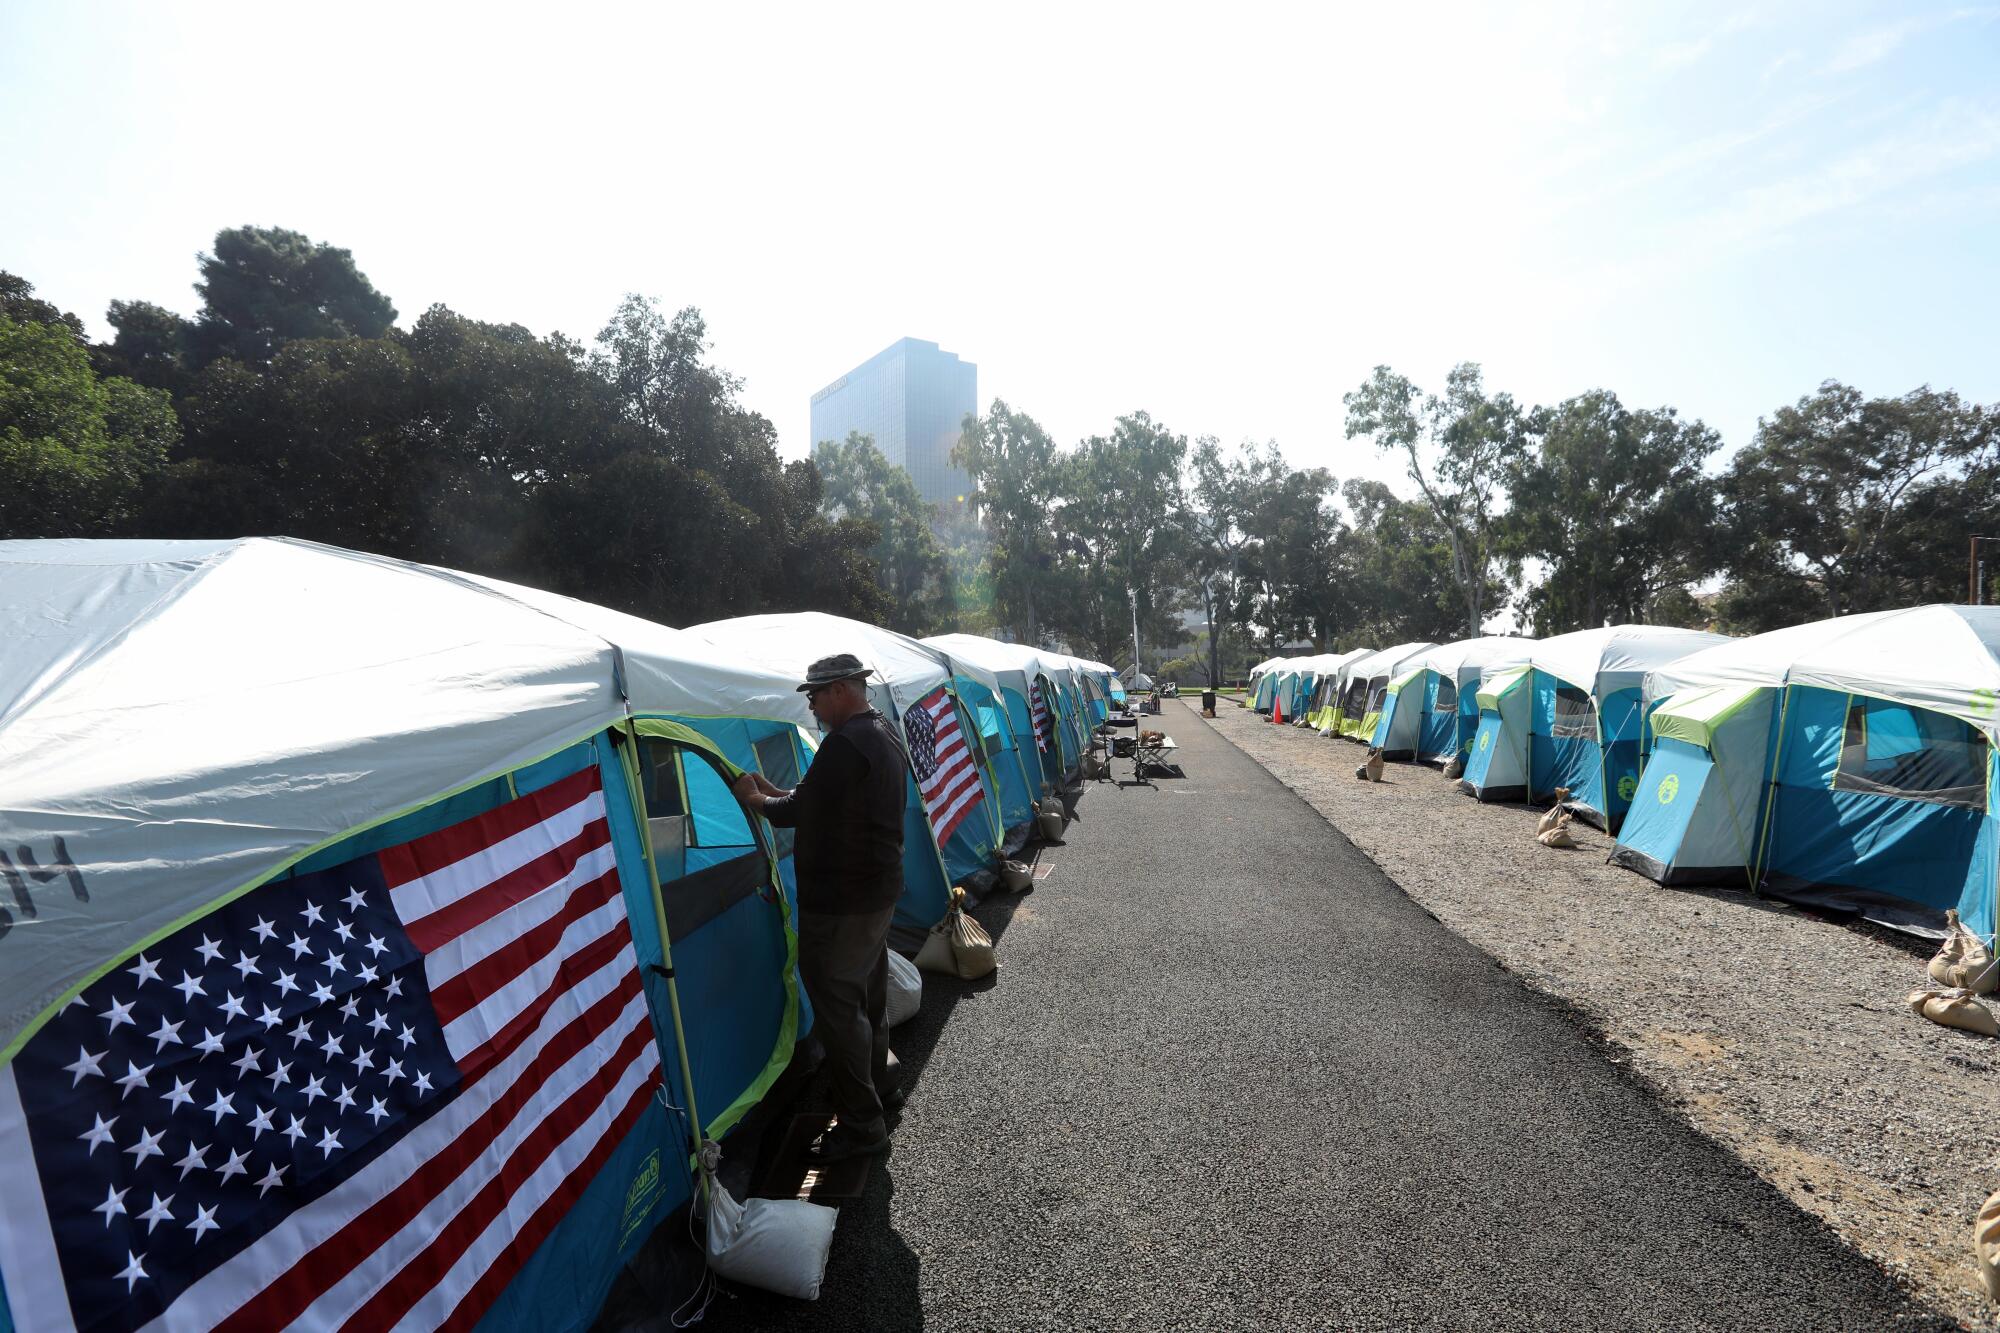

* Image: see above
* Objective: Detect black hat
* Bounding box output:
[797,653,871,691]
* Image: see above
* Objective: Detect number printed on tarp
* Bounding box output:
[0,836,89,941]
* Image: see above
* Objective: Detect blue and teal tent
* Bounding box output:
[1312,648,1380,735]
[0,539,809,1333]
[1100,661,1129,711]
[1616,606,2000,937]
[1370,666,1430,758]
[1459,663,1534,802]
[1274,653,1347,728]
[693,613,1013,934]
[1250,657,1292,714]
[1611,683,1774,888]
[1305,649,1371,732]
[1047,661,1092,780]
[1066,656,1123,725]
[1271,659,1317,725]
[1340,642,1436,744]
[1374,637,1534,765]
[924,633,1055,841]
[1510,625,1729,829]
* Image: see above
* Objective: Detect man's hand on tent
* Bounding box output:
[731,772,790,810]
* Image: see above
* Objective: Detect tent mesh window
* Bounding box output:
[1551,684,1597,739]
[1835,698,1987,811]
[1366,682,1389,715]
[753,731,801,858]
[1339,679,1368,716]
[641,738,775,941]
[1434,675,1459,712]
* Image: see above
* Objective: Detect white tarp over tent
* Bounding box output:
[922,633,1048,685]
[691,611,1002,711]
[0,538,809,1052]
[1529,624,1731,696]
[1414,636,1536,685]
[446,569,813,729]
[1645,606,2000,737]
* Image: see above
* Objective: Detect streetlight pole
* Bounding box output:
[1128,586,1141,680]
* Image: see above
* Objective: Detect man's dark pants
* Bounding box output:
[797,904,898,1136]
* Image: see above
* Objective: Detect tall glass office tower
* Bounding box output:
[810,338,977,508]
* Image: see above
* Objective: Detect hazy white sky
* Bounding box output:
[4,1,1997,493]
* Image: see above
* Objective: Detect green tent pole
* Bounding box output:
[1748,687,1798,900]
[615,720,707,1165]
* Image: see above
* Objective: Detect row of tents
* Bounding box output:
[0,538,1121,1333]
[1248,607,2000,941]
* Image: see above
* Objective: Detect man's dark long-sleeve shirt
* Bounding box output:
[760,708,907,915]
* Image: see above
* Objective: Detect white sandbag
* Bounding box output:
[705,1178,838,1300]
[884,947,922,1027]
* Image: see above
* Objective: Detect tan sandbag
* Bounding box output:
[998,859,1034,893]
[1037,808,1065,841]
[1441,755,1465,780]
[1537,789,1572,837]
[1929,909,1972,986]
[914,886,997,980]
[1955,930,1999,995]
[1976,1187,2000,1301]
[1908,987,1936,1016]
[1363,749,1385,782]
[1920,990,2000,1038]
[1538,814,1577,849]
[1958,946,2000,995]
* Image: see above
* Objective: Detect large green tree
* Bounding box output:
[954,400,1066,642]
[815,431,956,635]
[1344,363,1523,636]
[1186,438,1288,683]
[190,225,398,369]
[0,308,177,538]
[1505,390,1721,634]
[96,299,195,397]
[1051,411,1192,665]
[1333,479,1473,644]
[1241,463,1346,649]
[1716,381,2000,629]
[1,271,87,344]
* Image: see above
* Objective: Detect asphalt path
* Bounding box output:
[692,707,1952,1332]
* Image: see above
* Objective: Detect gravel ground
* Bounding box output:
[681,703,1950,1332]
[1205,698,1999,1330]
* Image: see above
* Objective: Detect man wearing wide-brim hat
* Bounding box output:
[733,652,909,1161]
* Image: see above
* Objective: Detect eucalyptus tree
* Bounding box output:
[1343,363,1523,636]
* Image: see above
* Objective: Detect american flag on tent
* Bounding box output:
[904,686,982,846]
[0,764,662,1333]
[1028,681,1053,753]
